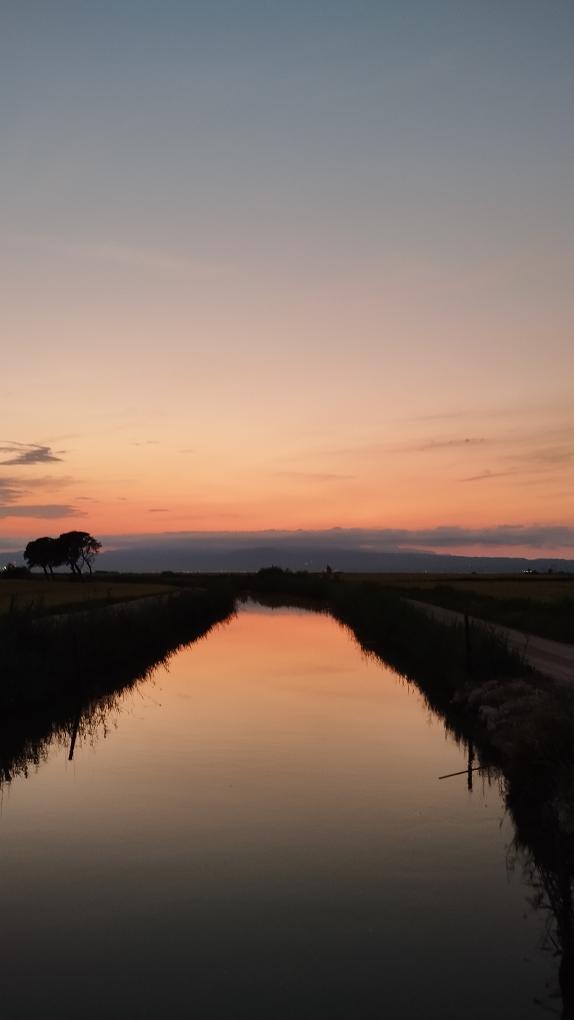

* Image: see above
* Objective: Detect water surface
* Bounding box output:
[0,604,553,1017]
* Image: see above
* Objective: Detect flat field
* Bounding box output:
[0,577,176,616]
[346,574,574,602]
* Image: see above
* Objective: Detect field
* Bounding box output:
[0,577,176,616]
[346,574,574,602]
[343,573,574,644]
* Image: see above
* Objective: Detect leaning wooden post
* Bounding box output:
[68,708,81,760]
[464,613,472,675]
[467,740,474,791]
[68,624,82,761]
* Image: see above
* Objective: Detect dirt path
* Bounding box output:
[407,599,574,684]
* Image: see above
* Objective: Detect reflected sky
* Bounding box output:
[0,605,552,1017]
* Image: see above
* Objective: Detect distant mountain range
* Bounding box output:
[96,543,574,574]
[4,529,573,574]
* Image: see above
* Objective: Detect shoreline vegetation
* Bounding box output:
[0,583,236,713]
[1,568,571,775]
[387,578,574,645]
[246,568,574,1015]
[2,567,574,1011]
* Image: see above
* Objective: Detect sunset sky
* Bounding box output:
[2,1,573,557]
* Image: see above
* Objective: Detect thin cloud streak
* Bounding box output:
[0,475,75,503]
[461,469,518,483]
[0,473,81,520]
[410,437,487,453]
[0,441,63,465]
[0,505,84,519]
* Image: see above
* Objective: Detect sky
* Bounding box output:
[2,1,573,558]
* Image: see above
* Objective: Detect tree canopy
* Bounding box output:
[24,531,102,577]
[58,531,102,575]
[23,536,60,577]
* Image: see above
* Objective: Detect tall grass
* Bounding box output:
[0,585,236,712]
[397,582,574,644]
[327,580,527,700]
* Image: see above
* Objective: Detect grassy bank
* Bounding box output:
[364,576,574,645]
[0,583,235,712]
[423,584,574,644]
[0,575,177,617]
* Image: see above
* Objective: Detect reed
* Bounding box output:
[0,584,236,712]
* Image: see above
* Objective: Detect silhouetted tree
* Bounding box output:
[24,532,102,577]
[79,534,102,574]
[24,537,61,577]
[56,531,101,576]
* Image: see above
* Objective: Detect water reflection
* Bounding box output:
[0,604,562,1018]
[506,806,574,1019]
[0,668,146,783]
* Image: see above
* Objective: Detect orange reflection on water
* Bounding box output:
[0,602,551,1019]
